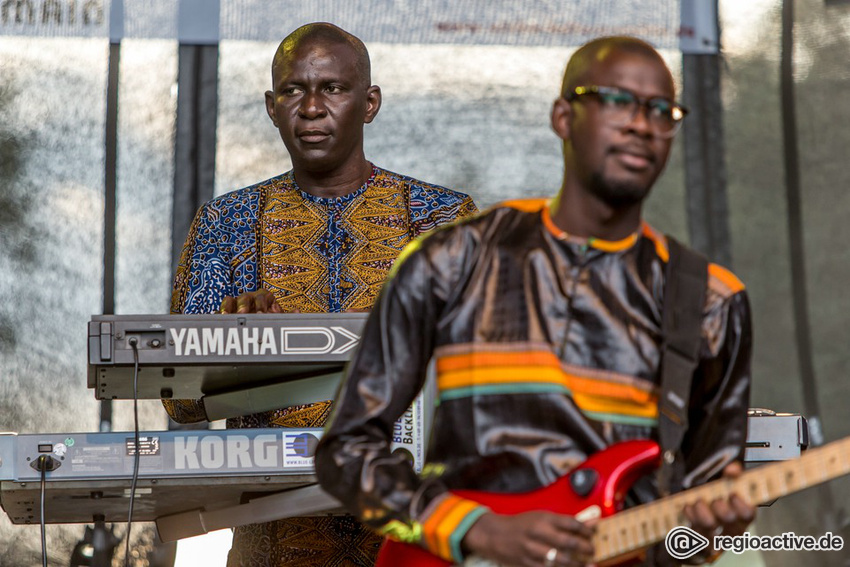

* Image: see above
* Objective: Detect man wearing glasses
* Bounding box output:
[315,36,755,566]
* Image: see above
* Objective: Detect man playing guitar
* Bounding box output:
[315,36,756,566]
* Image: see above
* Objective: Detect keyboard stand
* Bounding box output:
[202,371,343,421]
[156,483,343,542]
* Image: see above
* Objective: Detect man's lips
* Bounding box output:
[298,130,330,143]
[611,146,654,170]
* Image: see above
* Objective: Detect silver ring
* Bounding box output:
[544,547,558,567]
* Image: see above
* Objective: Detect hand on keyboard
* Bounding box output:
[220,290,284,314]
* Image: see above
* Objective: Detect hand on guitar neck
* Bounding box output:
[679,462,756,563]
[458,462,755,567]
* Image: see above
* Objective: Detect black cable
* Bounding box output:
[39,455,48,567]
[125,337,141,567]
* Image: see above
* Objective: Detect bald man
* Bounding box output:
[316,36,755,567]
[164,23,476,566]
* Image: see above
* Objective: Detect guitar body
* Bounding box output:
[376,440,662,567]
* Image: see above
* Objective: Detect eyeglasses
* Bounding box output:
[564,85,689,138]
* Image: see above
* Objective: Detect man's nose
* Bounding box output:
[624,103,653,136]
[299,91,327,118]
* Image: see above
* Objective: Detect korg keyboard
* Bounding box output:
[1,397,430,541]
[0,428,328,528]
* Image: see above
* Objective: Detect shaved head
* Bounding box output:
[272,22,371,87]
[561,36,672,98]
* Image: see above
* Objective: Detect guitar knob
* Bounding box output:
[570,468,598,497]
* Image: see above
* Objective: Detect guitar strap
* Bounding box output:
[656,236,708,497]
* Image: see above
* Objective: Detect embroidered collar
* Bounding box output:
[286,165,379,205]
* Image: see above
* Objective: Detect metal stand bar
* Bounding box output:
[156,484,342,542]
[203,372,342,421]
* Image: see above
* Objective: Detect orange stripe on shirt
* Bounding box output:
[421,495,479,560]
[437,350,561,372]
[641,224,745,296]
[439,366,658,420]
[543,207,641,252]
[438,351,654,399]
[565,371,656,404]
[542,205,567,239]
[641,222,670,262]
[433,499,480,560]
[420,496,457,553]
[499,198,549,213]
[440,367,655,404]
[439,365,567,390]
[587,232,639,252]
[709,263,745,295]
[435,350,658,420]
[574,391,659,419]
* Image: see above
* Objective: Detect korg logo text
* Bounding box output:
[174,434,282,470]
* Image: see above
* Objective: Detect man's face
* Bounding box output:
[265,40,380,174]
[563,50,676,208]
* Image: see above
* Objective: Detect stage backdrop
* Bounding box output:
[2,0,850,566]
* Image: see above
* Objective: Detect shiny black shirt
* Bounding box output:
[315,201,752,564]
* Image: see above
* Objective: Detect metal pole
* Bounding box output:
[89,30,121,567]
[171,44,219,275]
[780,0,841,551]
[101,37,120,432]
[82,2,125,565]
[681,0,732,267]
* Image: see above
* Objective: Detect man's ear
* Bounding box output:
[364,85,382,124]
[264,90,277,127]
[550,97,571,141]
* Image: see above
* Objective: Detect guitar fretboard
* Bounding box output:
[593,436,850,563]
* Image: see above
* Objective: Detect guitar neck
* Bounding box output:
[593,436,850,563]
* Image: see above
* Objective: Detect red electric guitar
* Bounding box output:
[376,436,850,566]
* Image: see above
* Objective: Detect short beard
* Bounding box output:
[586,171,651,209]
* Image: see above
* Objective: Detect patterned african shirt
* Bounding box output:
[163,165,477,566]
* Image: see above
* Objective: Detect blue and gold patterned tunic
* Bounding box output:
[164,165,477,566]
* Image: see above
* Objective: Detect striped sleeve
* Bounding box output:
[415,493,490,563]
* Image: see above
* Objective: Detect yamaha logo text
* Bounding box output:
[168,325,359,357]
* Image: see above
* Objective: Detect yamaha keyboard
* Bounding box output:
[88,313,369,419]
